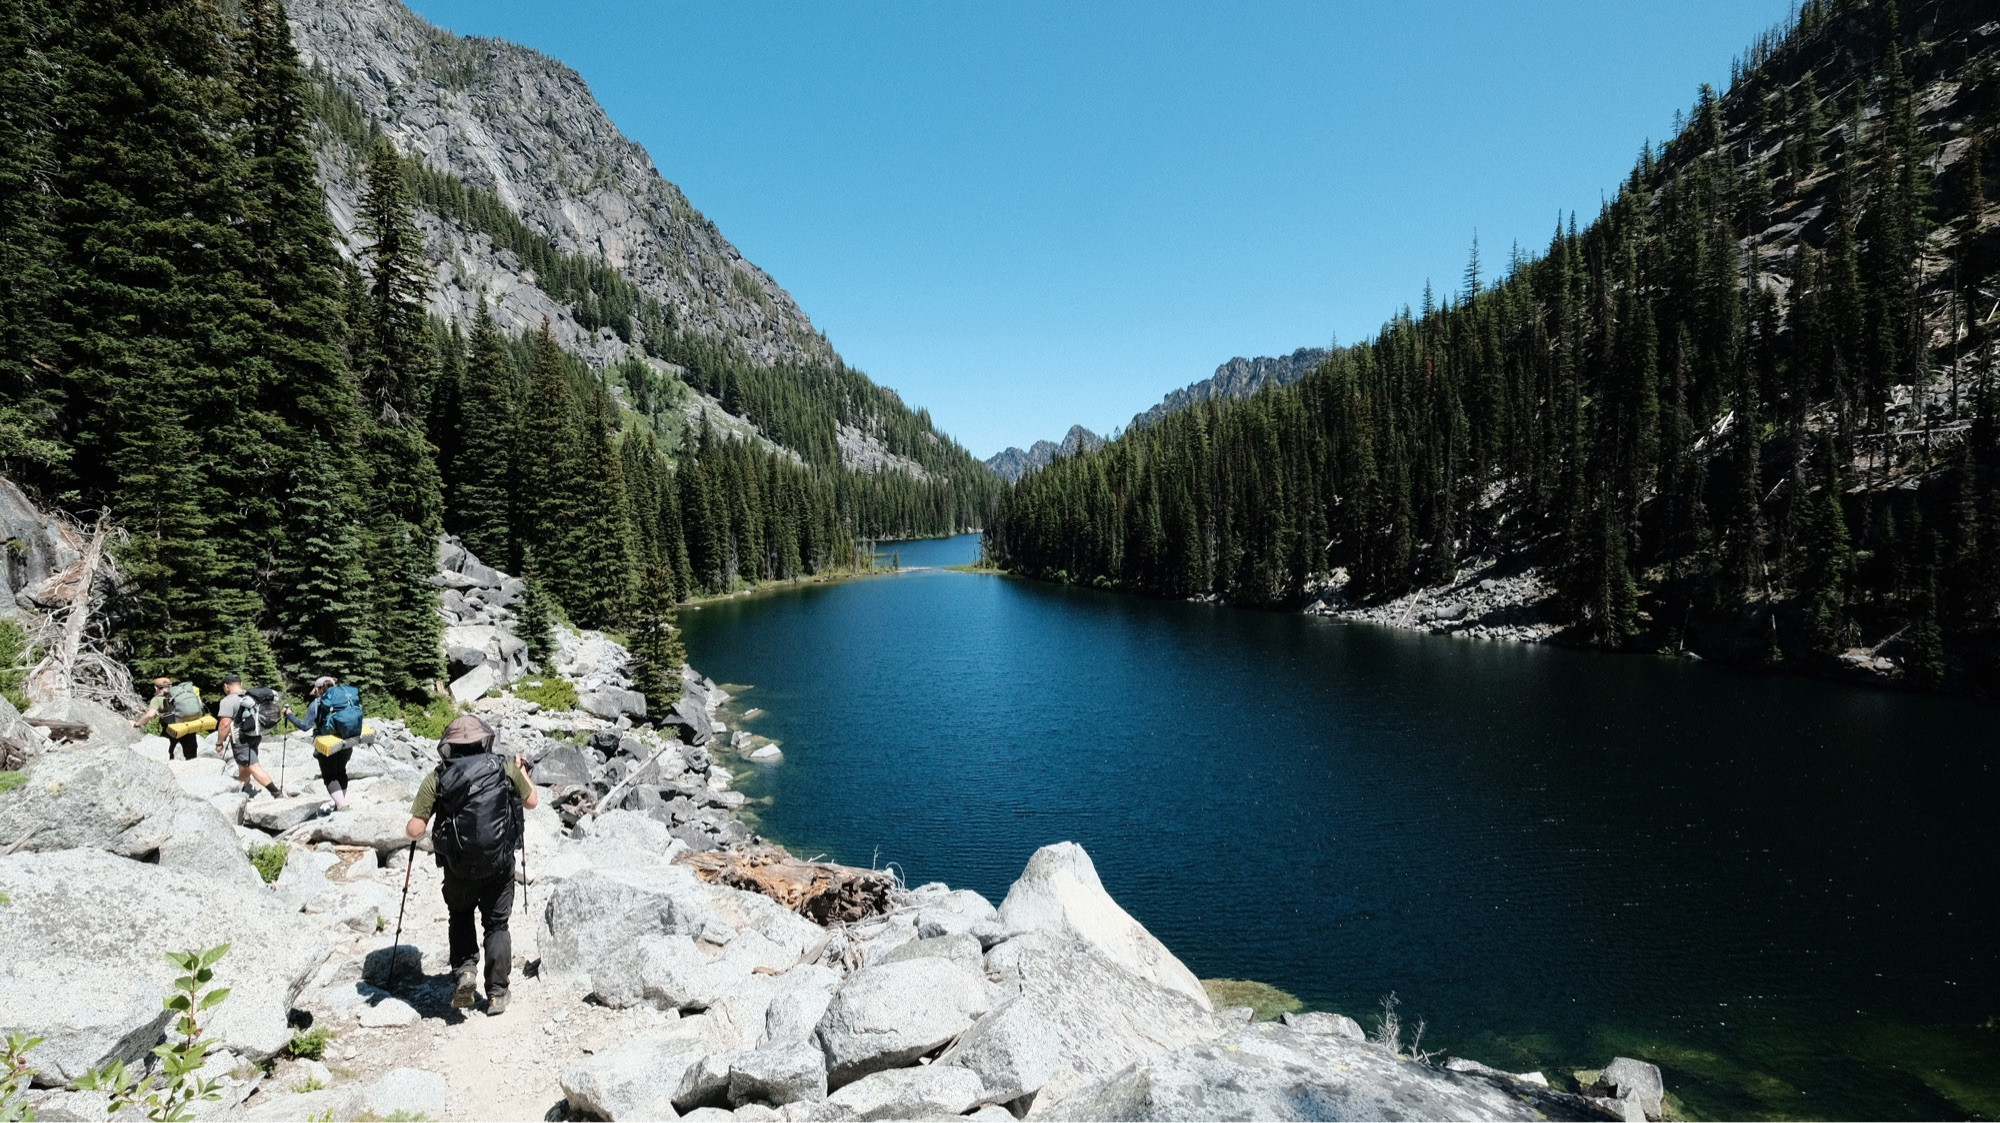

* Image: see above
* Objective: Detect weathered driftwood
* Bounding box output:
[680,846,897,924]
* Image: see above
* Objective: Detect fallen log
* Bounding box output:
[680,846,898,925]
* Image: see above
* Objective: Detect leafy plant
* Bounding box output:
[79,944,232,1122]
[283,1027,333,1061]
[395,694,457,741]
[510,676,576,713]
[0,620,30,711]
[247,843,288,885]
[1,1032,44,1122]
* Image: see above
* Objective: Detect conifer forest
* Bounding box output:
[0,0,996,695]
[987,0,2000,696]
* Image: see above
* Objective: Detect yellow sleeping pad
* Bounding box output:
[166,714,216,738]
[314,722,376,756]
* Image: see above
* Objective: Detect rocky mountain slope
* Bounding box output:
[291,0,826,372]
[984,426,1106,483]
[1128,347,1329,431]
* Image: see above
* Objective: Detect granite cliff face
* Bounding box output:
[1128,346,1329,431]
[289,0,830,371]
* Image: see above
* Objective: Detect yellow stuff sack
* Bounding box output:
[314,723,375,756]
[166,713,217,738]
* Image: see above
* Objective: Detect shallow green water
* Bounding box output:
[684,535,2000,1119]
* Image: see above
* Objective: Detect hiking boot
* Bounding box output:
[486,989,509,1016]
[451,965,478,1009]
[241,781,258,797]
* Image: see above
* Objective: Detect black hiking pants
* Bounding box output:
[164,725,198,761]
[443,869,514,996]
[316,745,352,800]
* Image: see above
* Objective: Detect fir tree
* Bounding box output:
[447,303,517,566]
[515,553,556,673]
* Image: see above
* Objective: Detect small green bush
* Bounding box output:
[291,1075,328,1093]
[396,694,457,741]
[0,772,25,797]
[511,676,577,713]
[0,619,29,712]
[283,1026,333,1061]
[248,843,288,885]
[1201,978,1305,1022]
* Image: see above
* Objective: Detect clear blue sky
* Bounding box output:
[404,0,1796,459]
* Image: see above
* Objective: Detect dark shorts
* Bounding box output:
[232,735,262,766]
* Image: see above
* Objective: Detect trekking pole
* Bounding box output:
[386,839,417,992]
[279,730,288,794]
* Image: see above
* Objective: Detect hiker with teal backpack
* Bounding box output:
[132,676,208,761]
[283,676,367,811]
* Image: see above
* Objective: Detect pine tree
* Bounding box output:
[625,560,685,716]
[447,304,517,565]
[515,321,593,613]
[515,553,556,673]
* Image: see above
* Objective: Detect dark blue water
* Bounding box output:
[682,535,2000,1120]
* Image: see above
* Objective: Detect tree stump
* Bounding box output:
[680,846,897,924]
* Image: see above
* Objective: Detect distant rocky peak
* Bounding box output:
[984,425,1106,483]
[1129,347,1330,431]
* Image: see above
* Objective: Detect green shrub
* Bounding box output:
[0,620,30,711]
[1201,978,1304,1022]
[396,694,457,741]
[0,772,24,798]
[511,676,577,713]
[283,1027,333,1061]
[248,843,288,885]
[291,1075,327,1093]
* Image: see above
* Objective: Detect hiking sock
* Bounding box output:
[266,783,282,797]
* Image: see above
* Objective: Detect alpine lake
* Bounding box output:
[679,534,2000,1120]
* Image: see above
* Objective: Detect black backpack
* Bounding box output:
[432,752,522,880]
[239,687,282,738]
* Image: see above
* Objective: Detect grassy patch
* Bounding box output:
[248,843,288,885]
[283,1026,334,1061]
[291,1076,328,1093]
[0,771,24,797]
[1201,978,1304,1022]
[511,676,578,713]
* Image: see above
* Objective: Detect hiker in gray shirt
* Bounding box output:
[215,674,282,800]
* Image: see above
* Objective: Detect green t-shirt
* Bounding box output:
[409,756,532,821]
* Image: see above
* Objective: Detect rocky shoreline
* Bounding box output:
[0,536,1670,1122]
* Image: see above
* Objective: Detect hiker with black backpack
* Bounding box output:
[403,716,538,1015]
[132,676,209,761]
[283,676,368,811]
[214,673,284,800]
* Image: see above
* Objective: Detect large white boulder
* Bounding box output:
[814,957,993,1087]
[0,848,330,1082]
[939,997,1061,1105]
[559,1015,735,1120]
[0,747,178,857]
[538,865,719,988]
[827,1066,985,1120]
[982,929,1224,1108]
[997,842,1210,1010]
[1043,1021,1614,1121]
[158,798,262,890]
